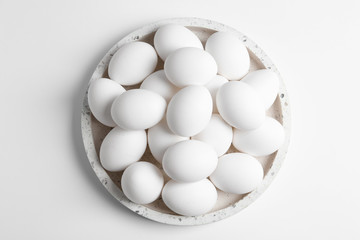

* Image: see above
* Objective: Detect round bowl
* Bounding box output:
[81,17,291,225]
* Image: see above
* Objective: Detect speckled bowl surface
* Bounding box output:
[81,18,291,225]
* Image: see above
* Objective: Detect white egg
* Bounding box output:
[233,117,285,156]
[205,31,250,80]
[192,114,233,157]
[111,89,166,130]
[154,24,203,61]
[100,127,146,172]
[148,118,188,163]
[87,78,125,127]
[210,153,264,194]
[167,85,212,137]
[205,75,228,113]
[162,140,218,182]
[140,70,180,103]
[162,179,217,216]
[241,69,280,110]
[217,81,265,130]
[164,47,217,88]
[108,42,158,86]
[121,162,164,204]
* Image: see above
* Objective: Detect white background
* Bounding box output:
[1,0,359,239]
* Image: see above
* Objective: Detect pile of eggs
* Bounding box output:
[88,24,285,217]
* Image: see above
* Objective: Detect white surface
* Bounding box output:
[0,0,359,239]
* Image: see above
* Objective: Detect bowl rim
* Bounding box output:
[81,17,291,226]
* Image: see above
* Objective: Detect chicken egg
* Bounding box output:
[210,153,264,194]
[111,89,166,130]
[205,31,250,80]
[192,114,233,157]
[217,81,265,130]
[232,117,285,157]
[166,85,212,137]
[164,47,217,88]
[162,179,217,216]
[162,140,218,183]
[148,118,188,163]
[100,127,147,172]
[140,70,180,103]
[205,75,228,113]
[241,69,280,110]
[154,24,203,61]
[108,42,158,86]
[121,161,164,204]
[87,78,125,127]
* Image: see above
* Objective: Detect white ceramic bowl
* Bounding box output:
[81,18,291,225]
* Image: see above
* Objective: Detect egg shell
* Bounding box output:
[148,119,188,163]
[233,117,285,157]
[166,85,212,137]
[140,70,180,103]
[164,47,217,88]
[162,140,218,182]
[87,78,125,127]
[210,153,264,194]
[192,114,233,157]
[100,127,147,172]
[205,75,228,113]
[205,31,250,80]
[241,69,280,110]
[108,41,158,86]
[162,179,217,216]
[216,81,265,130]
[121,162,164,204]
[111,89,166,130]
[154,24,203,61]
